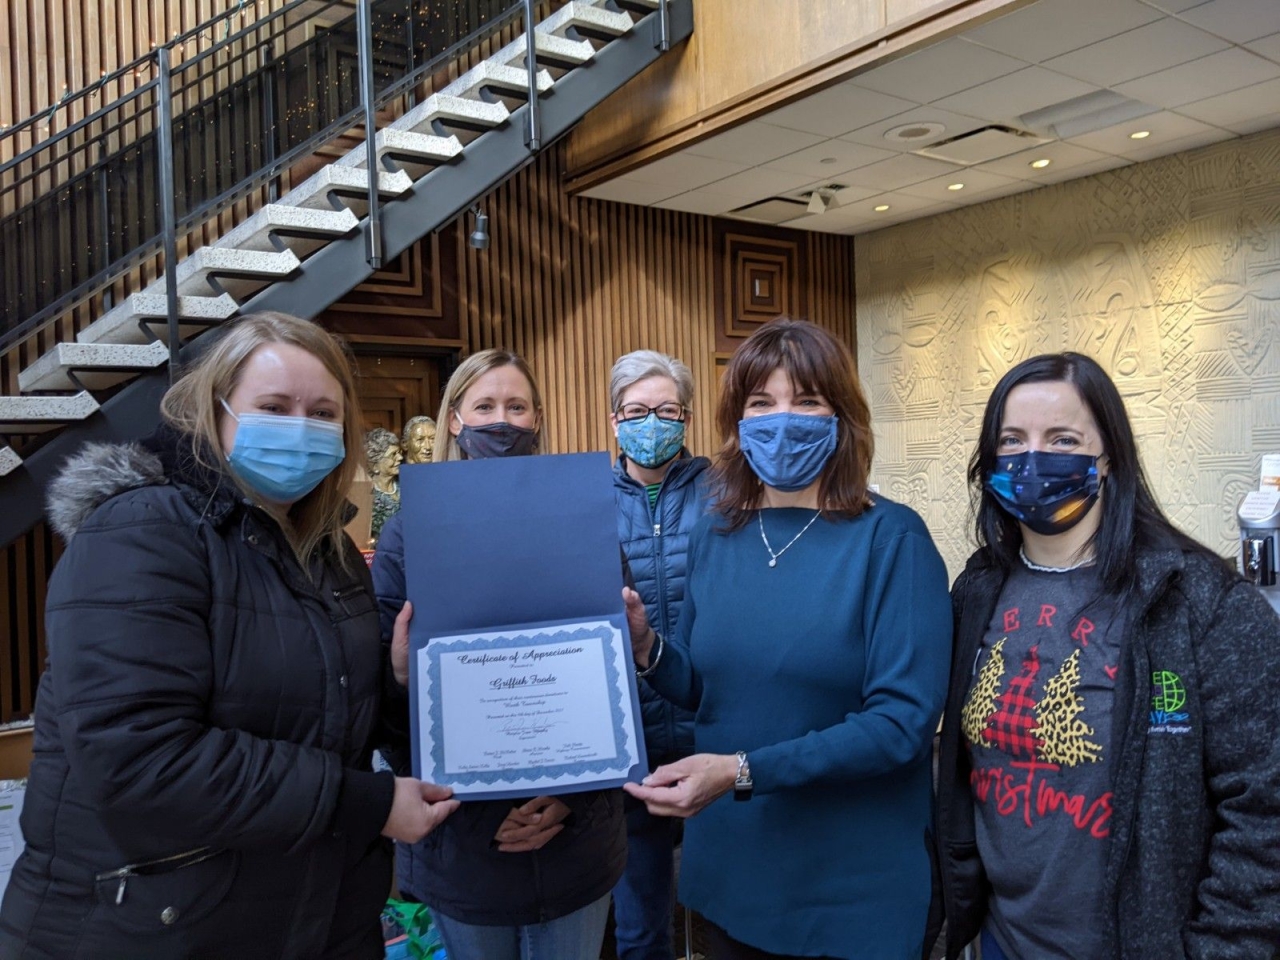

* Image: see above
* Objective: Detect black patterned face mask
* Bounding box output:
[985,450,1102,535]
[455,420,538,459]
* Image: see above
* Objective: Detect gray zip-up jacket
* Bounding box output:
[934,543,1280,960]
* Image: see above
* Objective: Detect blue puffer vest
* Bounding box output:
[613,453,710,768]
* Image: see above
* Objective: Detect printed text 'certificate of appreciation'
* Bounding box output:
[415,618,641,797]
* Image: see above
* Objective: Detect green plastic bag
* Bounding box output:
[382,898,446,960]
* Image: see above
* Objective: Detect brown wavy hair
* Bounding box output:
[711,317,874,530]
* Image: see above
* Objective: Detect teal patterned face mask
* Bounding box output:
[616,413,685,469]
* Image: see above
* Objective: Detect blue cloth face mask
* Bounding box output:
[985,450,1102,535]
[221,399,345,503]
[616,413,685,469]
[454,419,538,459]
[738,412,839,492]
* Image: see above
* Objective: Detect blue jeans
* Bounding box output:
[612,801,678,960]
[432,893,611,960]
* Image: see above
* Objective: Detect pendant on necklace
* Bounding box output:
[768,558,777,568]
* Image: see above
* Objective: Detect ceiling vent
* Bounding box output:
[723,197,810,224]
[914,125,1051,165]
[1020,90,1159,140]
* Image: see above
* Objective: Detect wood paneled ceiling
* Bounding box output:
[581,0,1280,233]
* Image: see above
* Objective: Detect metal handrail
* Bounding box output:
[1,0,525,352]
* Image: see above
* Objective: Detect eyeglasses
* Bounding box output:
[617,402,685,423]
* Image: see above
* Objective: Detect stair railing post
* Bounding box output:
[657,0,670,52]
[357,0,384,268]
[155,44,182,380]
[261,42,279,203]
[522,0,540,151]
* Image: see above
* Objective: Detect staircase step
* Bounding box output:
[539,2,634,39]
[606,0,661,10]
[79,292,239,346]
[277,164,414,213]
[392,94,510,137]
[0,391,100,434]
[215,204,359,255]
[496,31,595,70]
[147,247,301,299]
[20,342,171,393]
[334,129,463,172]
[0,447,21,477]
[440,60,553,102]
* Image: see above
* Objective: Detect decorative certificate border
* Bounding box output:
[415,618,642,795]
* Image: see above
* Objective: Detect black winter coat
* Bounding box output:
[0,434,398,960]
[933,544,1280,960]
[612,452,709,768]
[372,512,626,926]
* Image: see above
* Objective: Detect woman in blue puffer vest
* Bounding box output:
[608,350,711,960]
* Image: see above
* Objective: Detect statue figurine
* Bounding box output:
[364,427,403,542]
[402,415,438,465]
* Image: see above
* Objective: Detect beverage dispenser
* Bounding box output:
[1237,489,1280,616]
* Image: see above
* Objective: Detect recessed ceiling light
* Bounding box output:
[1029,158,1051,169]
[948,183,965,191]
[874,204,891,212]
[819,157,839,164]
[1129,130,1151,140]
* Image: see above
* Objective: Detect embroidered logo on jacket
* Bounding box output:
[1148,670,1191,734]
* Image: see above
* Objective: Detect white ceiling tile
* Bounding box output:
[620,153,750,190]
[978,140,1117,180]
[836,105,991,152]
[652,190,749,216]
[848,38,1029,104]
[1141,0,1208,12]
[1067,109,1224,155]
[696,166,818,201]
[1175,0,1280,43]
[1175,77,1280,132]
[841,154,965,191]
[787,180,882,204]
[683,122,827,166]
[963,0,1162,62]
[895,167,1025,201]
[762,139,898,179]
[1119,125,1236,159]
[1031,154,1132,184]
[580,179,681,205]
[761,84,918,138]
[1043,18,1230,86]
[1115,48,1280,107]
[1246,32,1280,63]
[933,67,1101,126]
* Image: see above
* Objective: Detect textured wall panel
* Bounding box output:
[856,126,1280,577]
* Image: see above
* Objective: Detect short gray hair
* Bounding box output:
[609,350,695,412]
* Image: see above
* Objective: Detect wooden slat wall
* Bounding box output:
[0,523,60,724]
[454,143,857,460]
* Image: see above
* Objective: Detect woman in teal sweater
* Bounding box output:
[624,318,952,960]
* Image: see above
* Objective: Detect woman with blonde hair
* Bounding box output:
[0,312,458,960]
[372,347,626,960]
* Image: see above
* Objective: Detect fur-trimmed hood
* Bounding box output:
[46,442,168,541]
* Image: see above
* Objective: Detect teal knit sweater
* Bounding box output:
[650,499,952,959]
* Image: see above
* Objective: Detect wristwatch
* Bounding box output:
[733,751,753,802]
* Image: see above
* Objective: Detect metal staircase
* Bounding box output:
[0,0,692,547]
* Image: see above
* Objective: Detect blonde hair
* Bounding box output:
[160,311,365,567]
[433,349,544,462]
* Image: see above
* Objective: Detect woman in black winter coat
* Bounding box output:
[933,352,1280,960]
[0,312,458,960]
[371,348,626,960]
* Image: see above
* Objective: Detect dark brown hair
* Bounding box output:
[711,317,874,529]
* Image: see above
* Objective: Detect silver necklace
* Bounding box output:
[1019,545,1093,573]
[758,509,821,568]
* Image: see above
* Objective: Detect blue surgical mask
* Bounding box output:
[985,450,1101,536]
[454,417,538,459]
[738,412,838,492]
[221,399,345,503]
[616,413,685,469]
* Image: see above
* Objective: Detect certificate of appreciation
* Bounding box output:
[416,617,643,798]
